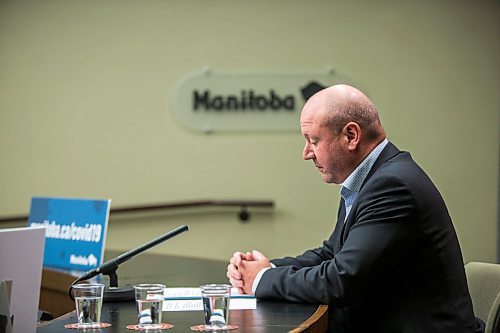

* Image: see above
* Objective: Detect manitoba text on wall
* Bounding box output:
[171,68,353,133]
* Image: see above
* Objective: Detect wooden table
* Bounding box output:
[37,252,327,332]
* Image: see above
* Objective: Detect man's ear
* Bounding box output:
[343,122,361,151]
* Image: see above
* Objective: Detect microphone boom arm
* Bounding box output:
[69,225,189,300]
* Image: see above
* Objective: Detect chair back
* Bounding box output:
[465,262,500,333]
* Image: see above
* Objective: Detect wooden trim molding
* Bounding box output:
[0,199,274,224]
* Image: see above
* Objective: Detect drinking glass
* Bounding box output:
[200,284,231,331]
[133,284,165,329]
[72,283,104,328]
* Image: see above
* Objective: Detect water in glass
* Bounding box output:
[136,298,163,328]
[75,296,102,327]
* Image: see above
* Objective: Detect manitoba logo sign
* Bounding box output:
[171,69,348,133]
[193,89,295,111]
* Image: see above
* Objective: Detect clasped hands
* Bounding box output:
[226,250,271,295]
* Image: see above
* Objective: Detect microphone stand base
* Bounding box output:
[103,285,135,302]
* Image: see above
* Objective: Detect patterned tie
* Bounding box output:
[340,186,356,222]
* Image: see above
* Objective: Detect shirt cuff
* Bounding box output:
[251,263,276,294]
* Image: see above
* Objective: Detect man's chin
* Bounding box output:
[321,173,340,184]
[321,173,333,184]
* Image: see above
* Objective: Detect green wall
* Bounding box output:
[0,0,498,264]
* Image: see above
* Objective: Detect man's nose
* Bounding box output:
[303,144,314,160]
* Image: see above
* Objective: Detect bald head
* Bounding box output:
[304,84,385,143]
[300,84,386,183]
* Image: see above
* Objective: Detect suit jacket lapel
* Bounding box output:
[338,142,402,245]
[332,198,346,255]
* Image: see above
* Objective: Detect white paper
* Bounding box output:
[162,287,256,312]
[0,227,46,333]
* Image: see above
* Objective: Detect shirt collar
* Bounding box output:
[341,138,388,193]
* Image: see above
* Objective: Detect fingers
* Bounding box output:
[226,263,246,294]
[226,263,241,280]
[229,251,258,268]
[230,251,247,266]
[227,254,244,290]
[244,251,255,261]
[251,250,268,261]
[237,260,257,295]
[227,250,266,295]
[228,277,244,289]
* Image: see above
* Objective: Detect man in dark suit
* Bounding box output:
[227,84,483,332]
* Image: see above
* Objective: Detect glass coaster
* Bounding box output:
[65,322,111,329]
[190,324,239,331]
[126,323,174,331]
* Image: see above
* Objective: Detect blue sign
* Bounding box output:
[28,197,111,271]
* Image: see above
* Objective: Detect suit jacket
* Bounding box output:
[256,142,480,333]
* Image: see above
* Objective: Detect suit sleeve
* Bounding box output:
[256,174,420,306]
[271,241,335,268]
[271,202,344,268]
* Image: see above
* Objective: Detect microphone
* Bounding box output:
[70,225,189,302]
